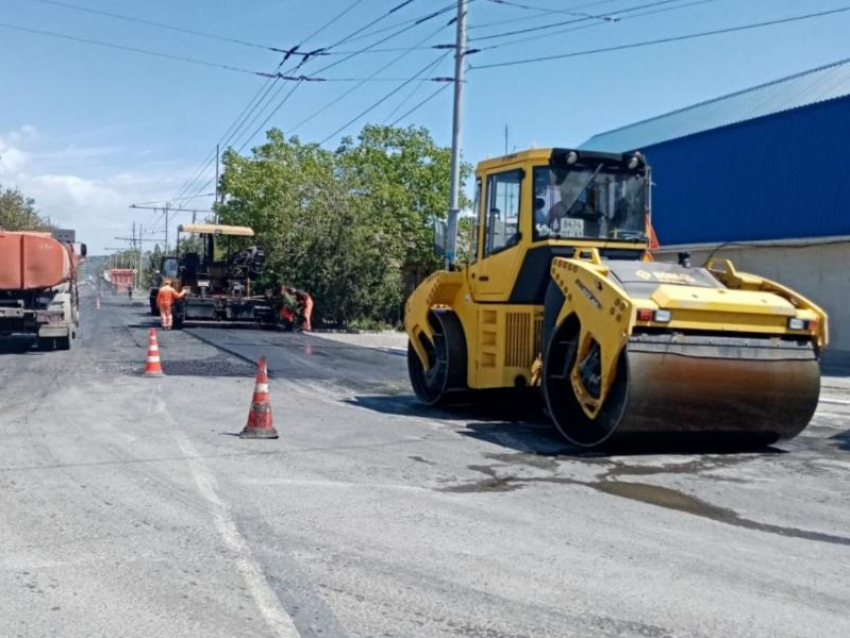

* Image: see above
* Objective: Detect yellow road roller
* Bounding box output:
[405,148,828,448]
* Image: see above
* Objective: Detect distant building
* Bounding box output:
[582,58,850,365]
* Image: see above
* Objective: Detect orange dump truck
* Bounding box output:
[0,230,87,350]
[109,268,135,294]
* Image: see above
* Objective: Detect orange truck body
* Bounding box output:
[0,232,73,290]
[0,230,81,348]
[109,268,135,293]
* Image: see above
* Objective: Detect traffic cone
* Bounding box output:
[239,356,278,439]
[143,328,164,376]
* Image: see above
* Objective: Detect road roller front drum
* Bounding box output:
[543,321,821,449]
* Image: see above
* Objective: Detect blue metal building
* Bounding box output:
[581,58,850,246]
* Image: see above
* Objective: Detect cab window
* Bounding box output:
[470,178,482,263]
[162,257,179,279]
[484,170,522,256]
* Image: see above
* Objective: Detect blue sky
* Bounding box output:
[1,0,849,252]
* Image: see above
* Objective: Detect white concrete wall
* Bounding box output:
[656,241,850,368]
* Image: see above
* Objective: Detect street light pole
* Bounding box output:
[445,0,467,270]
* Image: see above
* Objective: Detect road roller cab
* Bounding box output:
[404,148,828,448]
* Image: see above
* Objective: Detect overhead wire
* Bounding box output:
[170,0,376,203]
[221,1,445,158]
[383,77,431,124]
[477,0,717,51]
[335,1,470,47]
[290,20,454,134]
[176,0,434,202]
[469,0,687,41]
[388,82,452,126]
[28,0,321,58]
[133,193,217,207]
[470,0,626,29]
[483,0,620,22]
[471,5,850,69]
[0,20,276,76]
[286,0,370,48]
[236,81,305,153]
[231,2,460,155]
[319,51,453,145]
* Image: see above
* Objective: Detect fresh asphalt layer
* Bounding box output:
[1,289,849,638]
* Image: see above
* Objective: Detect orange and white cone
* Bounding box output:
[239,356,278,439]
[143,328,164,376]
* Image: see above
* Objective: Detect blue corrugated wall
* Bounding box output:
[638,95,850,245]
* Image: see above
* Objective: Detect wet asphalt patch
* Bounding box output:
[439,463,850,548]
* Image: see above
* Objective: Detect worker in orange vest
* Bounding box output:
[156,279,186,330]
[284,286,314,332]
[279,285,297,330]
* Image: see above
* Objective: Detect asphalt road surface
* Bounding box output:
[2,290,849,638]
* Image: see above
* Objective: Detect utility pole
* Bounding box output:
[215,144,220,200]
[213,144,224,225]
[504,124,509,155]
[445,0,467,270]
[164,202,170,253]
[132,221,137,290]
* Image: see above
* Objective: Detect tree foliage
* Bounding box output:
[0,184,49,231]
[216,125,471,326]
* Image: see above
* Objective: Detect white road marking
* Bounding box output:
[820,398,850,406]
[172,431,300,638]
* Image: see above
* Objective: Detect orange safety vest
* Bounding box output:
[156,285,182,308]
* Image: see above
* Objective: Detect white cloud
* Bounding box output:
[0,131,31,173]
[0,127,211,252]
[6,124,37,143]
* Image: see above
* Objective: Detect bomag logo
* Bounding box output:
[637,269,697,285]
[575,279,602,309]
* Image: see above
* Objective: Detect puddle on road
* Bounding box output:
[439,465,522,493]
[483,450,760,484]
[440,465,850,547]
[484,452,559,471]
[441,477,521,493]
[591,480,850,547]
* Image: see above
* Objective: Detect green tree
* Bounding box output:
[0,184,49,231]
[216,125,471,327]
[141,244,164,289]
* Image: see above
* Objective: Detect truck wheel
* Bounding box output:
[37,338,53,351]
[57,334,72,351]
